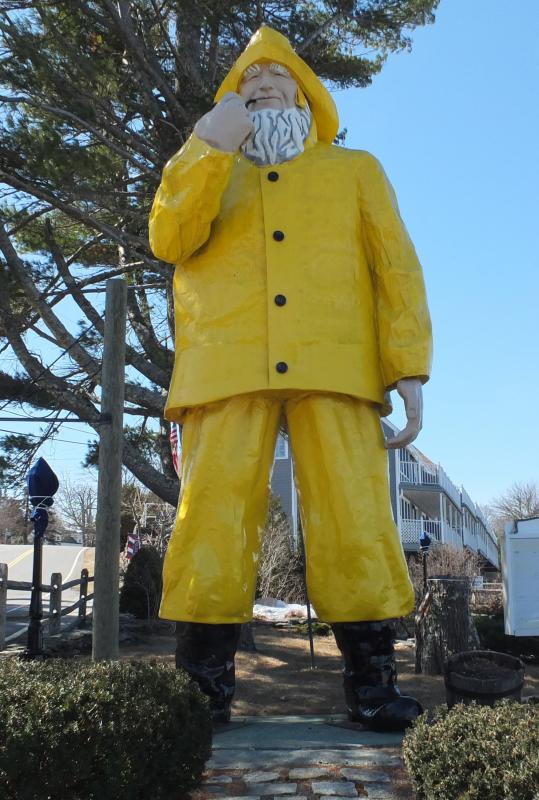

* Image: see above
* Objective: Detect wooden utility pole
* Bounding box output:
[92,279,126,660]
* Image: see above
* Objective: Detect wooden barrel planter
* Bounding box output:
[444,650,525,708]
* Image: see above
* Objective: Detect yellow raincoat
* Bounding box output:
[149,27,432,624]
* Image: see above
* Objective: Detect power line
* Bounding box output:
[0,409,97,433]
[0,416,107,422]
[0,427,96,446]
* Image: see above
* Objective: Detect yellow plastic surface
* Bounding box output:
[149,130,432,420]
[160,392,415,624]
[214,26,339,143]
[149,26,431,421]
[150,27,432,625]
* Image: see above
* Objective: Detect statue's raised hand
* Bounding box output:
[194,92,254,153]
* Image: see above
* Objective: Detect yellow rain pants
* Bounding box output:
[159,392,415,624]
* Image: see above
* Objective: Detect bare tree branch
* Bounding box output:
[45,222,170,388]
[123,435,179,506]
[126,271,173,372]
[0,219,100,376]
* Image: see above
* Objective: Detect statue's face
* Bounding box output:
[239,61,298,110]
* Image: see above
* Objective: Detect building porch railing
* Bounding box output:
[400,460,461,507]
[400,517,464,550]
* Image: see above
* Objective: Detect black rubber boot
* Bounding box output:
[175,622,241,723]
[331,621,423,732]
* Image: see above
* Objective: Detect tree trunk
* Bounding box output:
[415,577,480,675]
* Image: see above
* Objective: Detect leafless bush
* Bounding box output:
[119,550,130,582]
[0,495,27,543]
[122,478,175,559]
[256,495,305,603]
[471,588,504,614]
[408,544,481,603]
[56,478,97,546]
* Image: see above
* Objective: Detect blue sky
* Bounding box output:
[3,0,538,506]
[336,0,539,504]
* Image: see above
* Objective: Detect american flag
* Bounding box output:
[170,422,182,478]
[126,528,141,560]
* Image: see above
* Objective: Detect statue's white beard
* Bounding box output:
[241,106,312,166]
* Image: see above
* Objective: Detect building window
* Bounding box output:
[275,435,289,460]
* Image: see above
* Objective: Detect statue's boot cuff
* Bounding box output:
[331,621,423,732]
[175,622,241,723]
[348,686,423,731]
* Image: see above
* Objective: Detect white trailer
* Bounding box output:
[501,517,539,636]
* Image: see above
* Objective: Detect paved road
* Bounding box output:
[1,544,93,644]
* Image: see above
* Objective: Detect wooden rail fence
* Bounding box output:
[0,564,94,650]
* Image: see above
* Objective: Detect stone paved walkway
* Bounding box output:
[191,715,413,800]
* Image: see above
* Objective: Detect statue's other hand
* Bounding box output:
[194,92,255,153]
[384,378,423,450]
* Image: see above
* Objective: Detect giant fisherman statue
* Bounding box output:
[149,26,432,731]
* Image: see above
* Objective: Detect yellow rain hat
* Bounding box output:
[215,25,339,144]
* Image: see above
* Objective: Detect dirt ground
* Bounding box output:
[120,622,539,716]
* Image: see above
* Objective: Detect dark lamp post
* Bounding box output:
[420,530,432,594]
[24,457,59,659]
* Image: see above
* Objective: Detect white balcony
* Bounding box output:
[400,459,436,486]
[460,486,477,515]
[474,510,499,566]
[441,520,464,550]
[400,518,442,548]
[487,539,500,569]
[475,506,488,527]
[400,460,461,508]
[463,523,499,569]
[463,524,478,551]
[400,517,465,552]
[477,531,500,570]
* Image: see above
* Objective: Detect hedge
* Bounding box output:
[474,612,539,663]
[403,700,539,800]
[120,545,163,619]
[0,658,212,800]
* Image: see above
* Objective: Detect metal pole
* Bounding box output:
[298,530,316,669]
[92,279,126,660]
[26,518,45,657]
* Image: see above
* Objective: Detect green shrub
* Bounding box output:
[295,621,332,636]
[120,545,163,619]
[0,658,212,800]
[403,701,539,800]
[475,612,539,663]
